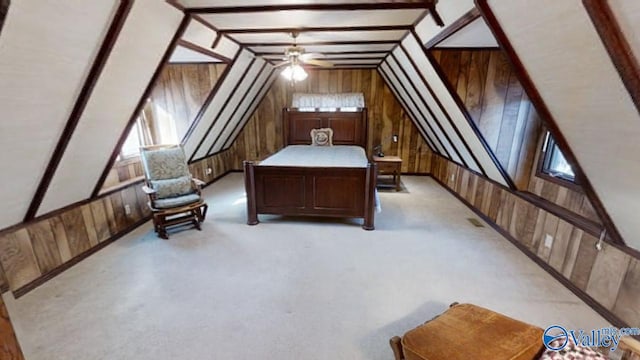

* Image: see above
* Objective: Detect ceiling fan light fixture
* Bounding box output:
[281,63,308,82]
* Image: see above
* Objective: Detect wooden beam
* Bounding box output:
[181,49,241,145]
[222,69,278,150]
[185,2,437,14]
[244,40,397,47]
[413,38,517,189]
[378,65,443,155]
[256,50,388,56]
[176,39,231,62]
[0,0,9,37]
[188,57,258,162]
[583,0,640,116]
[385,55,460,162]
[426,7,481,48]
[400,34,495,179]
[221,25,412,34]
[475,0,626,246]
[25,0,134,221]
[206,61,270,155]
[91,15,192,198]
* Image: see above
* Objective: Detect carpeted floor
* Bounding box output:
[4,174,609,360]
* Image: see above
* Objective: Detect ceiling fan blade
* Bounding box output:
[300,52,324,61]
[273,60,292,68]
[303,58,334,67]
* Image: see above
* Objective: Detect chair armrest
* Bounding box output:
[192,178,206,187]
[142,185,157,194]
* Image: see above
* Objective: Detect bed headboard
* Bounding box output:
[283,108,368,148]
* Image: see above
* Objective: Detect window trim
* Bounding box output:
[535,131,582,192]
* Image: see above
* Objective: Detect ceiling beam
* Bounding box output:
[177,39,230,62]
[244,40,397,47]
[256,50,389,56]
[185,2,437,14]
[220,25,413,34]
[583,0,640,117]
[189,57,258,162]
[426,7,481,48]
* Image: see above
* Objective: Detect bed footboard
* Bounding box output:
[243,161,376,230]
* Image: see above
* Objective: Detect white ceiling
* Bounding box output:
[170,45,223,63]
[199,9,422,30]
[228,30,407,44]
[437,17,499,48]
[174,1,431,67]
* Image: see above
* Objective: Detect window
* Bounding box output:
[540,132,575,182]
[118,100,182,160]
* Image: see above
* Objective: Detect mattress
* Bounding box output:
[258,145,368,168]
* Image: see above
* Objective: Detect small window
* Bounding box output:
[541,132,575,182]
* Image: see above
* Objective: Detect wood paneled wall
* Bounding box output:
[0,149,233,297]
[528,176,601,224]
[229,69,432,174]
[432,49,602,225]
[102,157,144,191]
[431,154,640,328]
[432,49,541,188]
[149,63,227,140]
[0,183,151,294]
[0,295,25,360]
[101,63,227,191]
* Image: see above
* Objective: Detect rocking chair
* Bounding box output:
[140,144,208,239]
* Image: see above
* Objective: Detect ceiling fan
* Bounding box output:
[274,32,334,69]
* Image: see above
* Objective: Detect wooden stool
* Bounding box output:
[390,303,544,360]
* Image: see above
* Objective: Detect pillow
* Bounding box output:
[310,128,333,146]
[150,175,193,199]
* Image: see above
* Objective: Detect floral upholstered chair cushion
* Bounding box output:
[141,145,190,180]
[150,175,193,199]
[140,145,201,208]
[310,128,333,146]
[540,337,608,360]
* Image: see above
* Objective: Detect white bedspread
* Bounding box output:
[259,145,368,168]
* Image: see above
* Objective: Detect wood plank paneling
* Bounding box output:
[0,180,153,294]
[431,154,640,328]
[101,63,228,191]
[0,294,25,360]
[229,69,432,174]
[432,49,542,188]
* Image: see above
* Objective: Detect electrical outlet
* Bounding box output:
[206,168,213,175]
[392,135,398,143]
[544,234,554,248]
[450,173,455,182]
[124,204,131,215]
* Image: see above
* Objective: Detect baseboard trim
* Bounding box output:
[12,170,237,298]
[429,175,631,330]
[13,216,151,298]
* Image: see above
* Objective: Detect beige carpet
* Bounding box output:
[4,174,609,360]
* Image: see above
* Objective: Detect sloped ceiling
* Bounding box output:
[1,0,636,255]
[0,0,120,228]
[437,17,498,48]
[480,0,640,250]
[37,1,184,216]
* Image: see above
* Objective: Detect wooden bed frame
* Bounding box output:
[243,108,377,230]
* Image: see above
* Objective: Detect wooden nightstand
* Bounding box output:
[373,155,402,191]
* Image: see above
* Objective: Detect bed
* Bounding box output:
[243,108,377,230]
